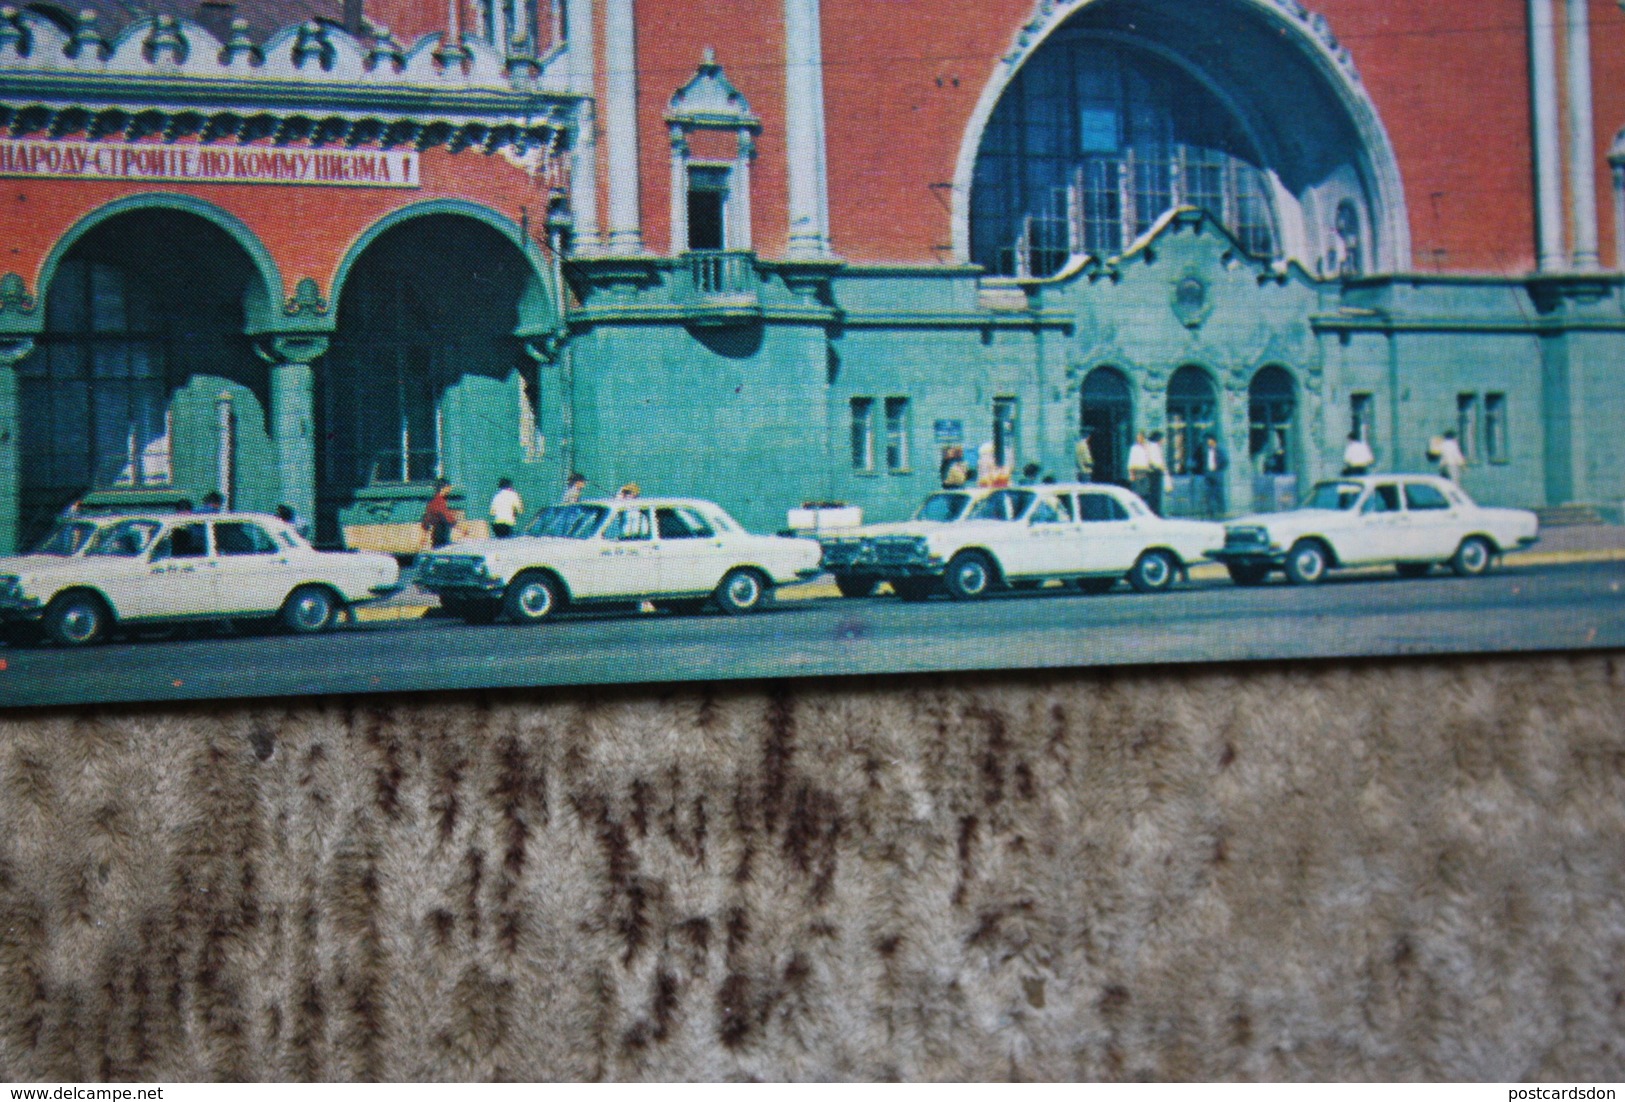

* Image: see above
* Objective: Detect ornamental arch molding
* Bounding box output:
[951,0,1411,275]
[331,199,561,340]
[35,193,285,334]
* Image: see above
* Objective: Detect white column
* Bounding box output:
[669,129,688,253]
[1529,0,1564,271]
[604,0,642,253]
[733,130,754,252]
[565,0,600,252]
[784,0,831,258]
[1565,0,1599,271]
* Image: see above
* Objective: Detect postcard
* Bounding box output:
[0,0,1620,708]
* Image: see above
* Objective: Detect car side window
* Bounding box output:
[1030,500,1060,524]
[1053,495,1075,522]
[657,508,715,539]
[603,508,652,542]
[1079,493,1129,522]
[152,523,209,561]
[1404,483,1451,511]
[676,507,716,538]
[215,522,278,555]
[1363,485,1402,514]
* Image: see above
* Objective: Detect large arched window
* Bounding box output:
[972,38,1277,277]
[1165,366,1218,477]
[1249,365,1296,475]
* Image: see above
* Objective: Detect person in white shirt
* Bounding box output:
[1342,431,1375,476]
[489,477,524,537]
[1127,432,1154,505]
[1144,431,1168,515]
[1436,430,1467,484]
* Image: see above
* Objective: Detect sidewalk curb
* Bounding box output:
[353,547,1624,623]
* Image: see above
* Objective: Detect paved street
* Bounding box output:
[1,560,1621,708]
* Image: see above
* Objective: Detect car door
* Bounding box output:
[1005,495,1073,578]
[1340,483,1406,563]
[129,521,218,619]
[655,506,729,594]
[211,520,292,614]
[1075,490,1140,573]
[580,505,659,598]
[1401,480,1462,559]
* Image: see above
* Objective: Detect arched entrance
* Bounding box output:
[1165,365,1218,515]
[1248,364,1298,510]
[21,208,269,544]
[319,213,543,545]
[1079,366,1132,484]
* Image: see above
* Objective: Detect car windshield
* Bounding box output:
[86,519,164,557]
[913,493,971,523]
[1302,481,1365,511]
[968,490,1035,522]
[31,521,99,556]
[524,505,609,539]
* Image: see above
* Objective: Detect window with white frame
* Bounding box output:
[851,398,876,472]
[1485,393,1508,464]
[686,165,732,251]
[884,397,911,472]
[667,52,759,256]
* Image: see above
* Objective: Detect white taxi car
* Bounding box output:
[856,483,1225,600]
[415,497,823,624]
[0,512,401,645]
[820,487,997,597]
[1211,474,1539,585]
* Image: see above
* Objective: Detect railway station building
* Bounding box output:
[0,0,1622,549]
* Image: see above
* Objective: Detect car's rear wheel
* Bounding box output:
[1395,562,1433,579]
[890,579,936,602]
[835,575,878,598]
[944,551,995,600]
[44,592,109,647]
[281,585,339,634]
[1128,549,1178,593]
[714,568,769,614]
[1284,540,1330,585]
[1450,536,1495,577]
[1226,563,1270,587]
[503,571,560,624]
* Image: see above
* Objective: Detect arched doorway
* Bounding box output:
[1165,365,1219,515]
[1248,365,1298,510]
[21,209,268,544]
[1079,366,1133,484]
[320,213,540,544]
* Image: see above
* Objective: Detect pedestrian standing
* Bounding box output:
[1342,431,1375,476]
[1145,431,1168,516]
[616,482,641,500]
[1128,432,1153,504]
[420,479,463,549]
[939,444,967,488]
[1436,430,1467,484]
[489,477,523,537]
[561,472,587,504]
[1198,433,1227,518]
[1074,429,1095,482]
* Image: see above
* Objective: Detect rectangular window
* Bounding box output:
[993,397,1020,470]
[686,165,730,251]
[884,397,910,472]
[1485,393,1508,464]
[850,398,875,472]
[1350,392,1377,447]
[1457,393,1480,461]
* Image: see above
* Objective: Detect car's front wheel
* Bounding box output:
[944,551,996,600]
[44,591,109,647]
[1128,549,1178,593]
[714,568,769,614]
[1451,536,1495,577]
[503,571,561,623]
[281,585,339,634]
[1284,540,1330,585]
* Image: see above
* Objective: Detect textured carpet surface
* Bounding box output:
[1,653,1623,1081]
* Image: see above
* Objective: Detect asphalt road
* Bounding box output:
[3,561,1622,709]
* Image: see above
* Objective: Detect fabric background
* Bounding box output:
[1,652,1623,1081]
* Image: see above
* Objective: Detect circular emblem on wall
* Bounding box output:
[1171,274,1212,329]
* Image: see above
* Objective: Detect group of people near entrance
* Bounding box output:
[418,472,642,549]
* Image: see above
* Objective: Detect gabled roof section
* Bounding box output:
[0,8,578,152]
[665,48,757,131]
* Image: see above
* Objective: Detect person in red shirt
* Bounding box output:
[420,479,463,549]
